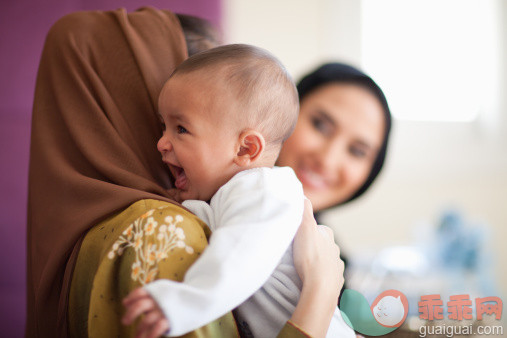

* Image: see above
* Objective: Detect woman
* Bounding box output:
[26,8,343,338]
[278,63,392,213]
[277,63,392,298]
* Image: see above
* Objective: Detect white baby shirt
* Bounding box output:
[144,167,354,337]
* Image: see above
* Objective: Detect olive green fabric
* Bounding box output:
[278,321,312,338]
[69,199,238,337]
[69,199,311,337]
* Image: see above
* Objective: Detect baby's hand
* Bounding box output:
[122,287,170,338]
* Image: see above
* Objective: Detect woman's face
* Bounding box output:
[277,83,385,211]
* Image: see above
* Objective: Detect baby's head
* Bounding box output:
[157,44,299,202]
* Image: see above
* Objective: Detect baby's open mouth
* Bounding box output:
[171,165,188,190]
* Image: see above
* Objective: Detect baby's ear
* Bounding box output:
[234,130,265,167]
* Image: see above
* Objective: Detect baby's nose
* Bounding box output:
[157,135,173,153]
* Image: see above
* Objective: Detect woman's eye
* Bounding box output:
[349,146,367,158]
[310,116,333,136]
[177,125,188,134]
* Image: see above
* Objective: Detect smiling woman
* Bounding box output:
[277,63,392,212]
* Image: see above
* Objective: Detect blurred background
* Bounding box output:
[1,0,505,336]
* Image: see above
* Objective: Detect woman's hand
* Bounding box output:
[290,198,345,338]
[293,198,344,288]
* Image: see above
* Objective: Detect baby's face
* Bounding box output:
[157,73,240,202]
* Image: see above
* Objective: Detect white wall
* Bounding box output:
[223,0,363,80]
[223,0,507,297]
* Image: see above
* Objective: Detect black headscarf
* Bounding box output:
[297,63,392,207]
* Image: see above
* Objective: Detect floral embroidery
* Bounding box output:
[108,208,195,285]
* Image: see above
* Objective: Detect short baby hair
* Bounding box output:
[171,44,299,147]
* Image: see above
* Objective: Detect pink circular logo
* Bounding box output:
[370,289,409,328]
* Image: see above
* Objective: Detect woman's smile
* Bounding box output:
[295,162,333,190]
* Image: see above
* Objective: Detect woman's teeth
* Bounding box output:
[298,167,327,189]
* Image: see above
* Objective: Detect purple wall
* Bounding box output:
[0,1,221,336]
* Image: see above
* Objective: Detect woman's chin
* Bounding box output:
[304,190,348,211]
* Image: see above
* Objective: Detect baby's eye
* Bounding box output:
[177,125,188,134]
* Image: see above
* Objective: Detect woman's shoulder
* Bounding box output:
[111,199,207,226]
[101,198,211,285]
[77,198,211,283]
[70,199,220,337]
[123,199,205,223]
[112,198,212,244]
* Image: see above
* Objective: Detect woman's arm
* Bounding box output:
[288,199,345,338]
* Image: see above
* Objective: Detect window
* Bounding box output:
[361,0,500,122]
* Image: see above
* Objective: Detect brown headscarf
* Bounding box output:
[26,7,187,336]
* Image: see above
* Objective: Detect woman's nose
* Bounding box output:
[318,140,344,173]
[157,134,173,154]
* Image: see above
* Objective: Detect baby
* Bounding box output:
[123,44,354,337]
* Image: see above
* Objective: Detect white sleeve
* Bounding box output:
[143,167,304,337]
[326,307,356,338]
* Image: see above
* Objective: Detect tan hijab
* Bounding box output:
[26,7,187,336]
